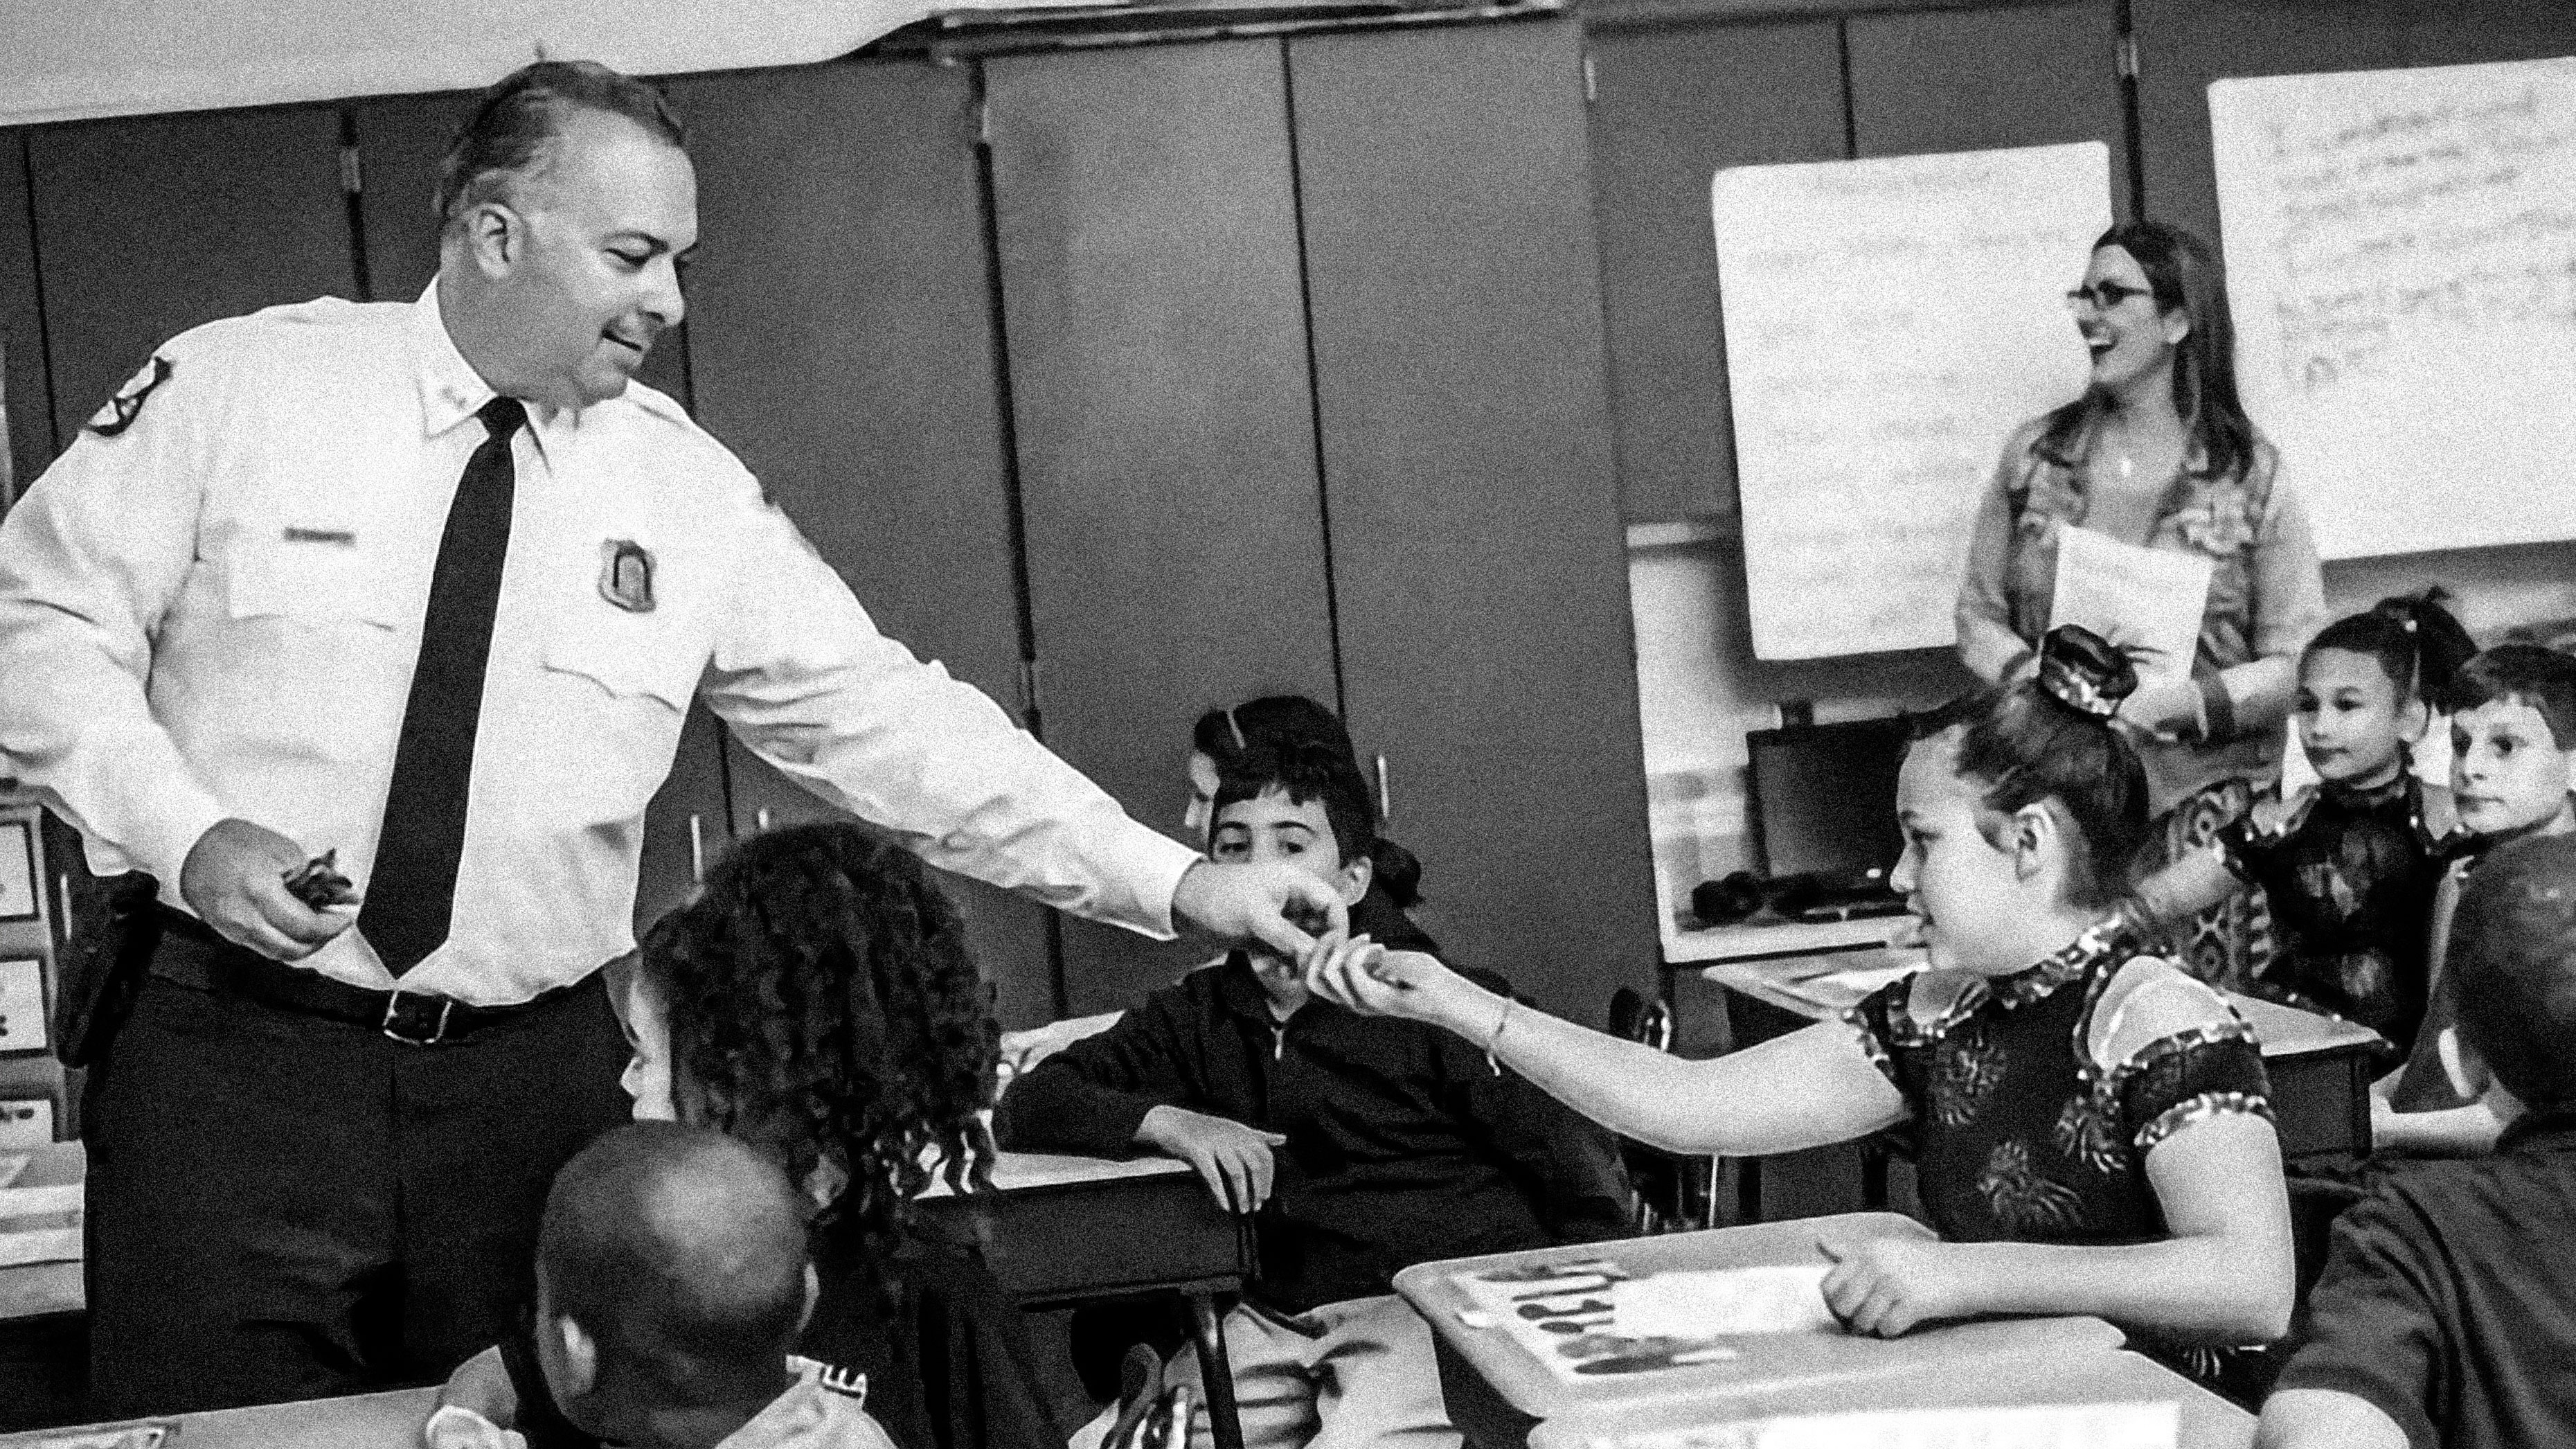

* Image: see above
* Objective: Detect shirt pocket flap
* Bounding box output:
[226,534,402,629]
[540,609,704,712]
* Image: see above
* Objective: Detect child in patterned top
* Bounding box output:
[1304,625,2293,1354]
[2129,591,2478,1060]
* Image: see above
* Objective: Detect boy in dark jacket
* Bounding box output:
[994,739,1631,1449]
[2259,831,2576,1448]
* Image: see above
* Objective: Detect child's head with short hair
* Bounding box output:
[1210,740,1377,1011]
[1188,694,1424,909]
[625,823,998,1274]
[2298,590,2475,790]
[2448,832,2576,1112]
[535,1121,814,1440]
[2441,643,2576,842]
[1897,626,2151,975]
[1210,740,1377,909]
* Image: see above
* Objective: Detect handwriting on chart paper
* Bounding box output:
[1712,143,2108,661]
[2213,58,2576,559]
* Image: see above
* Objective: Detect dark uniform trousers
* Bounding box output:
[82,935,629,1419]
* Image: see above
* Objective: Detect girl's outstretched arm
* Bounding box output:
[1303,931,1906,1157]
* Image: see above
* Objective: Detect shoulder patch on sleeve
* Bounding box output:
[84,355,173,436]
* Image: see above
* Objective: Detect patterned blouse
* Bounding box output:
[2220,773,2468,1058]
[1844,921,2274,1245]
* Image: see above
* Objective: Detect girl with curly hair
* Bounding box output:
[436,823,1055,1449]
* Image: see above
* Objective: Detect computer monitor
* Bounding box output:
[1744,715,1911,880]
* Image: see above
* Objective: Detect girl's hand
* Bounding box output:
[1818,1236,1982,1337]
[2116,675,2206,743]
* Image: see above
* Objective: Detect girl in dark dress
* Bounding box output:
[436,824,1057,1449]
[1305,626,2295,1356]
[2129,592,2478,1060]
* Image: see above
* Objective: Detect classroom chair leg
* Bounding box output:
[1860,1144,1890,1211]
[1185,1292,1247,1449]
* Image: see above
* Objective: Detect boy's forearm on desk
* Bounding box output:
[990,1070,1154,1157]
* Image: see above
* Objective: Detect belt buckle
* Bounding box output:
[382,990,456,1047]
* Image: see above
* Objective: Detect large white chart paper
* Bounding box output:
[1713,143,2109,661]
[2212,58,2576,559]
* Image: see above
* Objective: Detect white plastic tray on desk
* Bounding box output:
[1527,1346,2251,1449]
[1393,1214,2125,1423]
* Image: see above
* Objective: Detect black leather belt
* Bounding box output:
[150,906,580,1047]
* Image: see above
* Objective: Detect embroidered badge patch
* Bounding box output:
[598,539,656,613]
[84,355,173,436]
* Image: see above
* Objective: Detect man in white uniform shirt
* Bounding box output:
[0,62,1341,1417]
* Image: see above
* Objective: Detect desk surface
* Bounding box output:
[1527,1349,2250,1449]
[1664,915,1918,967]
[1699,956,2388,1060]
[1394,1214,2123,1422]
[0,1387,442,1449]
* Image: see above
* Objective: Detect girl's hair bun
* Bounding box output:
[2036,624,2139,720]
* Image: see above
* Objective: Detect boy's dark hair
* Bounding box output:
[2449,832,2576,1110]
[539,1122,809,1409]
[1914,625,2151,910]
[1194,693,1423,908]
[437,60,686,226]
[2443,643,2576,749]
[1212,740,1377,871]
[639,824,998,1281]
[2307,589,2477,706]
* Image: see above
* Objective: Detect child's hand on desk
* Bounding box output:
[1138,1105,1287,1214]
[1818,1236,1980,1338]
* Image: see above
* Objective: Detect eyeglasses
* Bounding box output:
[2064,281,2158,312]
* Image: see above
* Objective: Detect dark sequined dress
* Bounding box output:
[1845,921,2274,1247]
[2217,774,2466,1059]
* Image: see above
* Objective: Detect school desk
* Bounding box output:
[918,1150,1254,1449]
[1390,1211,2126,1449]
[1525,1348,2251,1449]
[57,1385,438,1448]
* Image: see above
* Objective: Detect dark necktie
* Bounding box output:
[361,396,526,976]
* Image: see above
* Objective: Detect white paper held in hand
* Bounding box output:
[2046,526,2211,686]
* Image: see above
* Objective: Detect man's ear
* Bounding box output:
[463,202,526,278]
[1338,851,1373,908]
[555,1313,600,1401]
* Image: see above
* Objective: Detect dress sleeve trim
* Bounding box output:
[2101,1018,2260,1092]
[1841,1004,1901,1088]
[2134,1089,2275,1153]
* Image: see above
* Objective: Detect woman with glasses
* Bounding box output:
[1954,219,2325,993]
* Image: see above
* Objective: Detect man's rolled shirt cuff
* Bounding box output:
[127,782,234,900]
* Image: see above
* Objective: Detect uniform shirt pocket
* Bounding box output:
[539,606,705,713]
[226,532,403,629]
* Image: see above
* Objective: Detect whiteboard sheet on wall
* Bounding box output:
[1713,143,2110,661]
[2212,58,2576,560]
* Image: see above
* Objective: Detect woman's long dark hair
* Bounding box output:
[2039,219,2260,486]
[638,824,999,1276]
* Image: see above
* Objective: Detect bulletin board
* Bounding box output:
[2212,57,2576,560]
[1713,143,2111,661]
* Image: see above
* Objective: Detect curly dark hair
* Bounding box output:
[638,823,1000,1278]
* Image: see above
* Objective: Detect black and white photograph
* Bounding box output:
[0,2,2573,1448]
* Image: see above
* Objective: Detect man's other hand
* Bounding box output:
[178,818,355,962]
